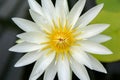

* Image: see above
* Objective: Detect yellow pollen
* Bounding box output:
[49,26,75,53]
[41,20,81,59]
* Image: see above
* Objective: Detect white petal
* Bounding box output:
[55,0,67,16]
[16,39,24,43]
[68,0,86,27]
[77,24,110,39]
[44,60,57,80]
[88,54,107,73]
[29,51,55,80]
[55,0,69,26]
[88,35,112,43]
[12,18,40,32]
[29,9,51,31]
[14,50,42,67]
[17,32,48,44]
[28,0,43,15]
[80,40,112,54]
[55,0,69,15]
[9,42,43,53]
[41,0,54,11]
[71,46,92,69]
[70,58,90,80]
[41,0,55,23]
[57,55,71,80]
[29,9,48,25]
[75,4,104,28]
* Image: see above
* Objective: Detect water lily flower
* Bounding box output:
[9,0,112,80]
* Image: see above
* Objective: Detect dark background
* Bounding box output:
[0,0,120,80]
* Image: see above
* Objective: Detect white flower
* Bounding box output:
[9,0,112,80]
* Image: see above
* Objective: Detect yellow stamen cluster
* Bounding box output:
[49,26,75,53]
[42,20,80,59]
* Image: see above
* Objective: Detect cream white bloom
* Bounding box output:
[9,0,112,80]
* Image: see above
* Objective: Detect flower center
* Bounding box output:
[42,20,80,59]
[48,26,75,53]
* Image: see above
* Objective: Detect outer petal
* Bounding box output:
[55,0,69,26]
[14,50,42,67]
[16,39,24,43]
[68,0,86,27]
[29,9,48,25]
[77,24,110,39]
[57,55,71,80]
[41,0,55,24]
[44,60,57,80]
[55,0,69,15]
[70,58,90,80]
[88,35,112,43]
[28,0,43,15]
[71,46,92,69]
[88,54,107,73]
[80,40,112,54]
[41,0,54,11]
[75,4,104,28]
[17,32,48,44]
[29,9,51,31]
[12,18,40,32]
[29,51,55,80]
[9,42,44,53]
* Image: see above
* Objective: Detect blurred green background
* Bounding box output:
[92,0,120,62]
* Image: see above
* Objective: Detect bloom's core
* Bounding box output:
[42,20,79,57]
[49,26,75,53]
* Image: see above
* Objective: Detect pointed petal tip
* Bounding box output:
[16,34,20,38]
[104,48,112,55]
[105,71,107,74]
[14,63,21,67]
[16,39,24,44]
[100,35,112,42]
[9,46,18,52]
[12,18,23,23]
[14,62,26,67]
[29,9,37,17]
[101,24,110,30]
[104,24,110,28]
[106,36,112,41]
[12,17,18,22]
[98,3,104,8]
[108,36,112,40]
[107,50,113,54]
[100,3,104,6]
[103,70,107,74]
[99,47,113,55]
[9,47,14,51]
[94,3,104,11]
[16,33,24,38]
[100,66,107,73]
[98,68,107,74]
[81,40,113,55]
[94,68,107,74]
[8,47,19,52]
